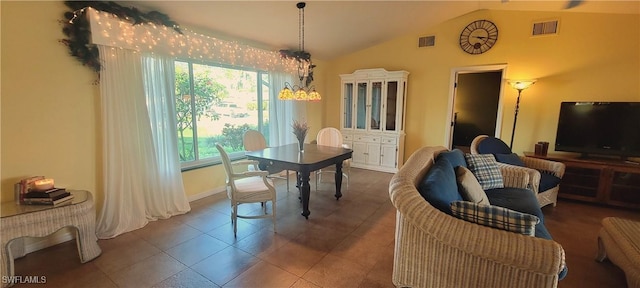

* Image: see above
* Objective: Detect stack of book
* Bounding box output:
[22,188,74,205]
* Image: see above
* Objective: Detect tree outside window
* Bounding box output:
[175,61,268,167]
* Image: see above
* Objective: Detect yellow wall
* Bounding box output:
[0,2,329,208]
[325,10,640,158]
[2,2,639,209]
[1,1,102,204]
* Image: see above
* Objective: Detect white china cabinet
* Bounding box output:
[340,68,409,173]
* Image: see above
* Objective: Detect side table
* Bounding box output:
[1,190,102,287]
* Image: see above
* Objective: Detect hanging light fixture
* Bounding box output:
[278,2,321,101]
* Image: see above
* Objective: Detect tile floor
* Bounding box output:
[10,167,639,288]
[12,168,396,288]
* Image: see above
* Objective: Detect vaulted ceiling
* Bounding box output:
[116,1,640,60]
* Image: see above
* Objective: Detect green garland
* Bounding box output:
[60,1,182,74]
[279,49,316,87]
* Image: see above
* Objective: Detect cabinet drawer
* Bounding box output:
[381,137,397,145]
[353,135,381,143]
[342,134,353,142]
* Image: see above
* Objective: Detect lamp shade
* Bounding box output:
[294,89,308,101]
[308,89,321,101]
[508,79,537,91]
[278,87,294,100]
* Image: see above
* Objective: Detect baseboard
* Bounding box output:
[187,186,226,202]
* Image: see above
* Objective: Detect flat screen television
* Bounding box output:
[555,102,640,159]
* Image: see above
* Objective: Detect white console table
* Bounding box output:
[1,190,101,287]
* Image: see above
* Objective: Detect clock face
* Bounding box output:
[459,20,498,54]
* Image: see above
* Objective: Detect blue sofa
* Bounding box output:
[417,148,567,278]
[389,146,567,288]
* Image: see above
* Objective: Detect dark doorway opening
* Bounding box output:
[450,69,504,152]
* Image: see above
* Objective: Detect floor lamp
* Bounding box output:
[508,80,537,148]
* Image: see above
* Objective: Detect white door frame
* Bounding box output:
[445,64,508,148]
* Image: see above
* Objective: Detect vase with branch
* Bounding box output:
[292,120,309,152]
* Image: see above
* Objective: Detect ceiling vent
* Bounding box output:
[418,36,436,47]
[532,20,559,36]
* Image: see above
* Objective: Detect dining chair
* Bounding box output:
[215,143,277,236]
[315,127,351,190]
[243,130,290,192]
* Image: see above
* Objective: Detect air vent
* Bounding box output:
[532,20,559,36]
[418,36,435,47]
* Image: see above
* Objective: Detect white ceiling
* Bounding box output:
[116,1,640,60]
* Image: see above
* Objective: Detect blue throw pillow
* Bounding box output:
[436,149,467,168]
[494,153,525,167]
[539,172,562,192]
[417,158,462,215]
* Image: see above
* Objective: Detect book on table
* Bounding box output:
[22,190,74,205]
[24,188,69,199]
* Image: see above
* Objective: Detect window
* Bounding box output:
[175,61,270,169]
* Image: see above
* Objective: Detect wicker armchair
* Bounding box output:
[389,146,565,288]
[470,135,565,207]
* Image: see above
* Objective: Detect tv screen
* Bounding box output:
[555,102,640,158]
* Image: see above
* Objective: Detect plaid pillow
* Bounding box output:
[450,201,539,236]
[464,154,504,190]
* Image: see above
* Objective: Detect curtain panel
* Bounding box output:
[90,6,302,237]
[269,72,297,146]
[96,46,190,239]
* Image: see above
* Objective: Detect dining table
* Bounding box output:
[245,143,353,219]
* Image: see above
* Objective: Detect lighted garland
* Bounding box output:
[59,1,182,73]
[60,1,312,84]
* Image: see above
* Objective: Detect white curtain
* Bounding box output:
[96,46,190,239]
[140,54,190,217]
[268,72,300,146]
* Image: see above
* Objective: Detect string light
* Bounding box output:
[68,8,87,24]
[87,8,297,74]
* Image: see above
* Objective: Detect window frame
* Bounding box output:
[175,58,269,171]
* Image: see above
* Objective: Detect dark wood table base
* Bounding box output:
[296,163,344,218]
[246,143,352,219]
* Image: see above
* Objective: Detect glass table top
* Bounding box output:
[1,190,89,218]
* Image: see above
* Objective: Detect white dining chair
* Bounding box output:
[315,127,351,190]
[243,130,290,192]
[216,143,276,236]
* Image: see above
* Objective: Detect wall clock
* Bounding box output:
[459,20,498,55]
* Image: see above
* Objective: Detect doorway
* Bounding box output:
[445,64,507,151]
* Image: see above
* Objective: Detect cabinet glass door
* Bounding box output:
[370,81,382,131]
[343,83,353,129]
[356,82,367,130]
[385,81,398,131]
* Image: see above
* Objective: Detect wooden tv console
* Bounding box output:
[525,152,640,209]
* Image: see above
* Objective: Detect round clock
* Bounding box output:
[459,20,498,54]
